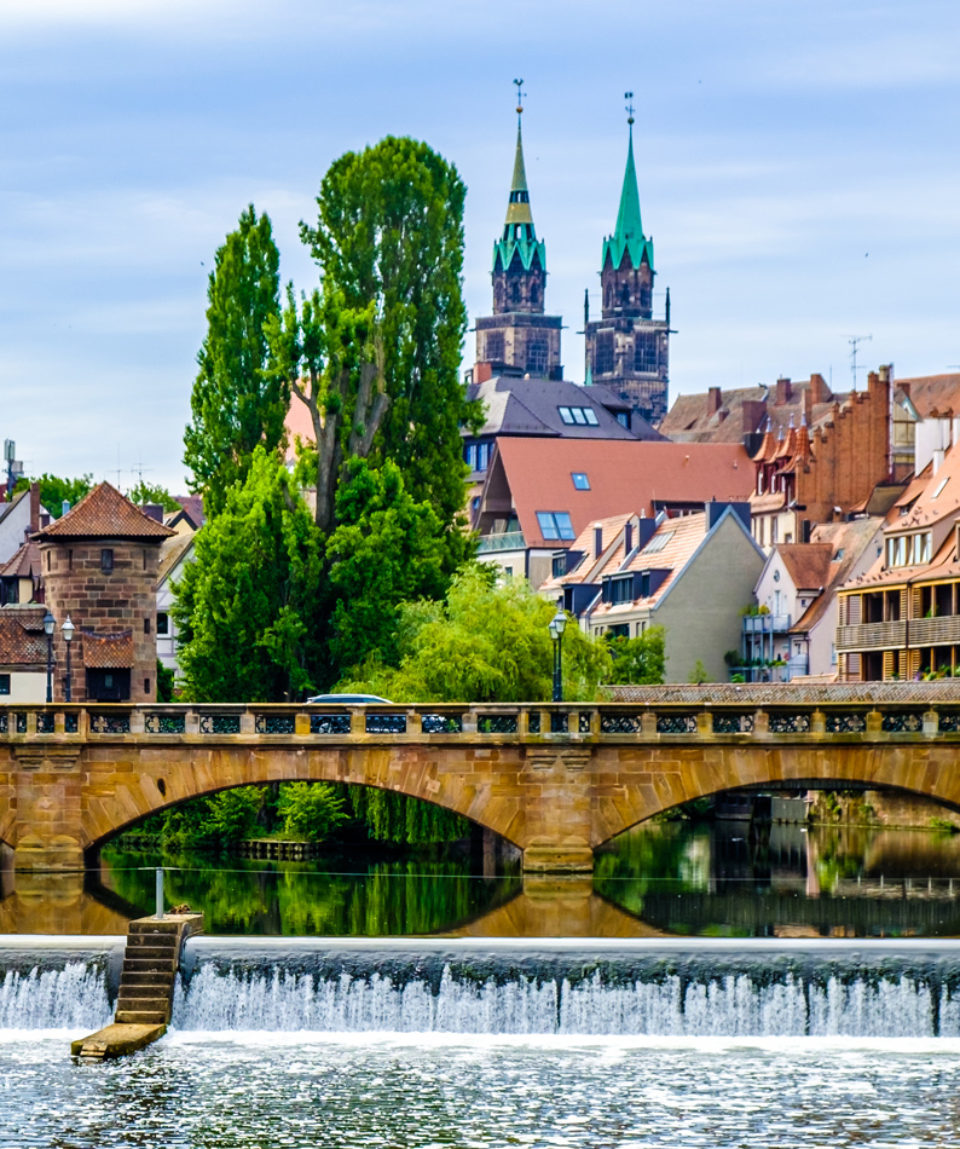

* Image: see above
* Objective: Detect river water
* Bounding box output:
[6,821,960,1146]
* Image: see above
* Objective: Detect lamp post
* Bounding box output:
[61,615,75,703]
[548,607,567,703]
[42,610,55,703]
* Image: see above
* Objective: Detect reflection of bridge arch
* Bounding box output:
[4,691,960,871]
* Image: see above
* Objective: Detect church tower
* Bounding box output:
[584,96,670,423]
[474,84,563,381]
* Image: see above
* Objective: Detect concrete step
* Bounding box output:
[128,920,182,937]
[116,993,171,1010]
[120,971,174,988]
[115,1009,168,1025]
[127,934,178,950]
[124,946,178,962]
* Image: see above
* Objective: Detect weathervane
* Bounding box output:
[625,90,635,126]
[514,77,525,118]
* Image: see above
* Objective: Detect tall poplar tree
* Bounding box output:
[184,205,286,516]
[271,137,478,568]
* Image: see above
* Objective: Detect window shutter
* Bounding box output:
[847,595,862,626]
[899,588,909,619]
[882,651,895,680]
[911,587,923,619]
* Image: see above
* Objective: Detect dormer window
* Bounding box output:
[558,406,599,427]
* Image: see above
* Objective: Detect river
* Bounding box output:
[5,820,960,1146]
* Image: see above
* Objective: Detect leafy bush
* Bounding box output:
[277,782,348,841]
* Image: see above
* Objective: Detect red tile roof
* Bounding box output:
[81,630,134,669]
[485,439,752,549]
[0,541,40,579]
[897,373,960,419]
[0,607,47,667]
[33,483,175,541]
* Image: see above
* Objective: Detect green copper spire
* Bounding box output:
[601,109,655,273]
[492,87,546,275]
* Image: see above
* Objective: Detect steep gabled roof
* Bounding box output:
[0,540,40,580]
[0,606,47,668]
[896,372,960,419]
[481,438,752,549]
[466,377,663,441]
[776,543,833,591]
[32,483,175,541]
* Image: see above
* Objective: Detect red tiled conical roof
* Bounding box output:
[32,483,175,541]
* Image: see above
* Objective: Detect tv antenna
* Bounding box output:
[846,334,872,390]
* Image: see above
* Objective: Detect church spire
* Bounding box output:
[493,80,545,276]
[602,94,655,272]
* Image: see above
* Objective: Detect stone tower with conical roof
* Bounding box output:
[584,100,671,424]
[474,91,563,382]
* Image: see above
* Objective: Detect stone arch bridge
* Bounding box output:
[3,684,960,873]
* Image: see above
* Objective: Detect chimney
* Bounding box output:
[594,526,603,559]
[775,377,791,405]
[61,499,70,519]
[707,386,722,416]
[624,522,633,554]
[39,512,51,529]
[29,483,41,533]
[142,503,164,523]
[808,373,828,406]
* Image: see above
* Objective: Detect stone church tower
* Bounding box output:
[584,104,671,424]
[474,95,563,381]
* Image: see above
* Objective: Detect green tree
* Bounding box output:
[128,481,182,513]
[15,473,93,517]
[325,458,446,673]
[172,446,323,701]
[608,628,666,685]
[277,782,347,841]
[273,137,478,567]
[688,659,709,685]
[340,565,613,703]
[184,204,286,516]
[156,659,176,702]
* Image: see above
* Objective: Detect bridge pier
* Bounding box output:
[519,748,595,873]
[9,745,85,872]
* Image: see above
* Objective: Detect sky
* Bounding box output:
[1,0,959,493]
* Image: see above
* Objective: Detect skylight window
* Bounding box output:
[932,476,950,499]
[642,530,675,554]
[557,406,599,427]
[537,511,576,540]
[571,472,590,490]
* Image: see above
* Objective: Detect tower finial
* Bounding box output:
[514,77,525,119]
[625,90,635,127]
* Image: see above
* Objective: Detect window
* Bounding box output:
[485,331,504,362]
[557,406,599,427]
[144,678,150,695]
[609,624,630,638]
[0,674,9,696]
[552,554,566,579]
[610,577,634,604]
[157,613,169,636]
[616,411,631,430]
[634,332,659,373]
[144,618,151,635]
[571,472,590,490]
[932,476,950,500]
[595,332,614,375]
[536,511,575,540]
[642,530,675,555]
[526,337,548,375]
[464,441,491,472]
[101,548,114,574]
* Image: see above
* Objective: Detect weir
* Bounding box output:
[10,937,960,1039]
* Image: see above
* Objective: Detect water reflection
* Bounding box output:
[596,821,960,937]
[5,822,960,937]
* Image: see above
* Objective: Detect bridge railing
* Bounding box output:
[2,697,960,741]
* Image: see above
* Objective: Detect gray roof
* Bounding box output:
[466,376,664,441]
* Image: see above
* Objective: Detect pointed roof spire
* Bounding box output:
[493,81,546,274]
[602,93,655,272]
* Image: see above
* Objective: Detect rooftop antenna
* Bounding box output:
[846,334,872,390]
[513,77,525,119]
[131,458,153,489]
[625,90,635,125]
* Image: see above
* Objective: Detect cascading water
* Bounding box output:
[171,938,960,1038]
[0,938,121,1030]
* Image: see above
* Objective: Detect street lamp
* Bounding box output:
[548,607,567,703]
[42,610,55,704]
[61,615,75,703]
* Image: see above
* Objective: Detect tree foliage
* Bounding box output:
[607,628,667,685]
[325,458,446,671]
[272,137,478,569]
[184,204,286,516]
[172,447,323,701]
[277,782,347,840]
[339,565,613,703]
[128,481,181,513]
[15,473,93,517]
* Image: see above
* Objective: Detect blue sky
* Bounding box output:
[2,0,959,492]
